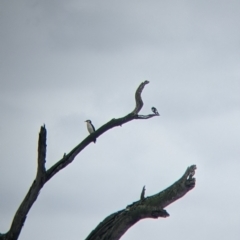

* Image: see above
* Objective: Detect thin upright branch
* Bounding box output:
[36,125,47,183]
[132,80,149,114]
[85,165,197,240]
[3,126,47,240]
[140,186,146,201]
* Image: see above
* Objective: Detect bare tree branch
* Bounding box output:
[36,125,47,183]
[2,126,47,240]
[45,81,158,182]
[85,165,197,240]
[135,114,158,119]
[0,81,159,240]
[140,186,146,201]
[131,80,149,114]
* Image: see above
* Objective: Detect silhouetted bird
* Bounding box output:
[151,107,159,115]
[85,120,96,143]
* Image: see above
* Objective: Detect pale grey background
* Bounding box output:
[0,1,239,239]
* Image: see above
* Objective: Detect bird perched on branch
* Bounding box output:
[85,120,96,143]
[151,107,159,115]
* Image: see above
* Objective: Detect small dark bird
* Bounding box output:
[151,107,159,115]
[85,120,96,143]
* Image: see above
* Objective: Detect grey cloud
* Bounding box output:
[0,1,240,240]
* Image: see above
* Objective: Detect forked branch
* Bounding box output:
[0,81,159,240]
[46,81,159,181]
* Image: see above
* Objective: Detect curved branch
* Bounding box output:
[0,82,159,240]
[46,81,157,182]
[131,80,149,114]
[85,165,197,240]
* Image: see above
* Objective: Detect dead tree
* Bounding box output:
[85,165,196,240]
[0,81,196,240]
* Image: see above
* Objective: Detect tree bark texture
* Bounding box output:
[85,165,196,240]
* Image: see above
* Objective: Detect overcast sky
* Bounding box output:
[0,1,240,239]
